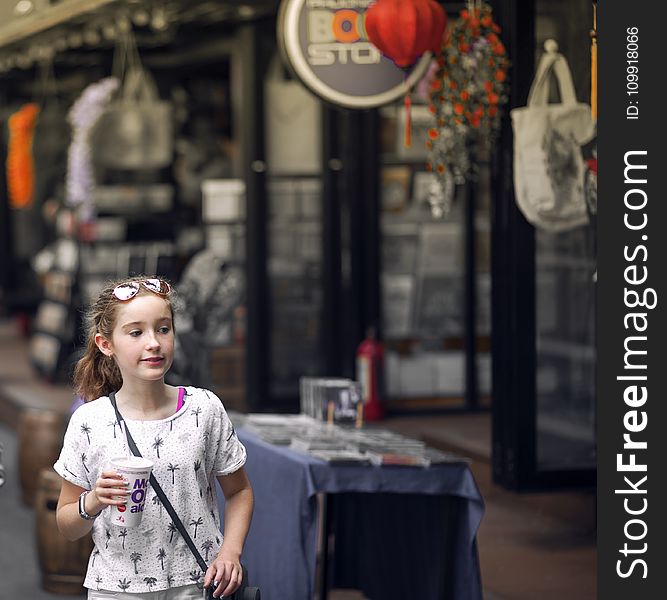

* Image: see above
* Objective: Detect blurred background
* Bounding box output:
[0,0,596,599]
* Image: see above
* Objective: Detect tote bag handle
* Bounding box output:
[527,39,578,107]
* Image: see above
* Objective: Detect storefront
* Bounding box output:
[0,0,596,493]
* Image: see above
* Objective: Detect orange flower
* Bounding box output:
[470,116,481,128]
[492,24,501,33]
[454,103,464,115]
[493,43,505,56]
[437,164,446,173]
[428,128,440,140]
[449,79,458,90]
[428,104,437,114]
[494,69,506,82]
[474,106,484,117]
[461,90,470,101]
[481,16,492,27]
[488,106,498,117]
[431,78,443,91]
[461,9,469,19]
[459,42,469,53]
[484,81,493,93]
[488,92,499,105]
[426,163,433,172]
[486,33,498,44]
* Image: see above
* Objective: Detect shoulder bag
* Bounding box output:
[510,39,596,232]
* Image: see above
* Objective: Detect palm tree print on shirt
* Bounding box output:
[118,578,131,592]
[167,522,178,543]
[80,423,92,444]
[64,464,79,479]
[130,552,142,574]
[191,406,202,427]
[201,539,214,561]
[95,575,102,590]
[92,548,100,567]
[144,577,157,592]
[194,460,202,496]
[152,494,163,516]
[157,547,167,569]
[152,436,164,458]
[167,574,174,588]
[189,570,203,589]
[80,453,89,473]
[167,463,180,484]
[118,529,127,549]
[190,517,204,539]
[105,529,111,549]
[108,419,119,438]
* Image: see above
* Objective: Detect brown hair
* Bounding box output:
[72,275,175,401]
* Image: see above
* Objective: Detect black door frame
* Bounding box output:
[490,0,596,490]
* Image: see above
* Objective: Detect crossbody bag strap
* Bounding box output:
[109,392,209,574]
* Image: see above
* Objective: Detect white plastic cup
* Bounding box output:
[109,456,153,527]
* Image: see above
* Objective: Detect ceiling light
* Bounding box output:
[237,5,255,18]
[14,1,34,17]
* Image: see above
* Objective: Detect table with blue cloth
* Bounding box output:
[218,426,484,600]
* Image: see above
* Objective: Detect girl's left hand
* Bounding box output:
[204,549,242,598]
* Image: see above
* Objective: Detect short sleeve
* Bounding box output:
[206,391,247,476]
[53,406,93,489]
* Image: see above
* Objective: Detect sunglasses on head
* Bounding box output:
[112,278,171,301]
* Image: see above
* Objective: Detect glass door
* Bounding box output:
[378,93,492,413]
[491,0,596,489]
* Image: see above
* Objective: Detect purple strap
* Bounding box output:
[176,387,185,413]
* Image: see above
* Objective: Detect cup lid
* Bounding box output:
[110,456,153,471]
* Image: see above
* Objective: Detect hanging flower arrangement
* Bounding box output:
[66,77,119,222]
[426,2,509,208]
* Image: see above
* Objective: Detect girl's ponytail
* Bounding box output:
[72,322,122,401]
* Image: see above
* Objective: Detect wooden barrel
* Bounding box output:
[18,409,66,505]
[35,468,93,594]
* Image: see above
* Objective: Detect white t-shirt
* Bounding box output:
[53,386,246,593]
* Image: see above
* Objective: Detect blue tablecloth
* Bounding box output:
[219,427,484,600]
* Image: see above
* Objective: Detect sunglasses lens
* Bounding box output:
[113,282,140,301]
[144,279,170,295]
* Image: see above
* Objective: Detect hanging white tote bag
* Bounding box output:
[511,40,596,232]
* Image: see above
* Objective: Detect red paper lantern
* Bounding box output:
[365,0,447,68]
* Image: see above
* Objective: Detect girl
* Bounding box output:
[54,276,253,600]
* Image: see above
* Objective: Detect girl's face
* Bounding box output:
[106,294,175,385]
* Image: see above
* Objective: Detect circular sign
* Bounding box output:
[278,0,432,109]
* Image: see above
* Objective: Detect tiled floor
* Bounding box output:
[0,318,596,600]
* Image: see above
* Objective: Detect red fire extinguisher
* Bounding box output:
[356,327,384,421]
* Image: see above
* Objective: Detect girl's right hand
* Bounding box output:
[90,470,130,513]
